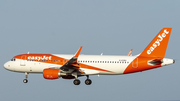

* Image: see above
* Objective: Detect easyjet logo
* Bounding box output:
[147,29,169,55]
[28,56,52,60]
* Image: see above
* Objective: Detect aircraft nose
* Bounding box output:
[4,62,8,69]
[173,60,175,63]
[4,62,12,71]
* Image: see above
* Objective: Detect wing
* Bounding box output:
[127,49,133,56]
[60,46,84,73]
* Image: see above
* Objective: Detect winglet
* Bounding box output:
[127,49,133,56]
[74,46,83,58]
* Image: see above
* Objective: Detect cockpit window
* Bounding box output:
[11,58,16,61]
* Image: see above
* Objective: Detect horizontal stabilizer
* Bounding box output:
[148,59,163,65]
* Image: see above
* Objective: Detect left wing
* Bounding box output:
[60,46,84,73]
[127,49,133,56]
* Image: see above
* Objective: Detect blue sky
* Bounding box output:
[0,0,180,101]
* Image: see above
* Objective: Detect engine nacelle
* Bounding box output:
[43,68,61,79]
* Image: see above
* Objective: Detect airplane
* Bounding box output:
[4,28,175,85]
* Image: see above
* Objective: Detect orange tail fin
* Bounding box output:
[139,28,172,58]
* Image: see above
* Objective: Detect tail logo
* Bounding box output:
[147,29,169,55]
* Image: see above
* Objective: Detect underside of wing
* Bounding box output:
[60,46,84,74]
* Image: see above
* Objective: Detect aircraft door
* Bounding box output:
[132,58,138,68]
[20,55,26,66]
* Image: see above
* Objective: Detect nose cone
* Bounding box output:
[4,61,13,71]
[4,62,9,70]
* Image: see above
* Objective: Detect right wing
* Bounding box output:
[59,46,84,73]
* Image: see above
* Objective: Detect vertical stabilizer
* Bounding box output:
[139,28,172,58]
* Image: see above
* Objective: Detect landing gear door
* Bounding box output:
[20,55,26,66]
[132,58,138,68]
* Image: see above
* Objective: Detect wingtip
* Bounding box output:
[74,46,83,58]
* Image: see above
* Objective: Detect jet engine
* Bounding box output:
[43,68,61,79]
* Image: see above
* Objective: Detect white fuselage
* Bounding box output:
[4,54,137,75]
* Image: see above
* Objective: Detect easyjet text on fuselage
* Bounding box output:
[28,56,52,60]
